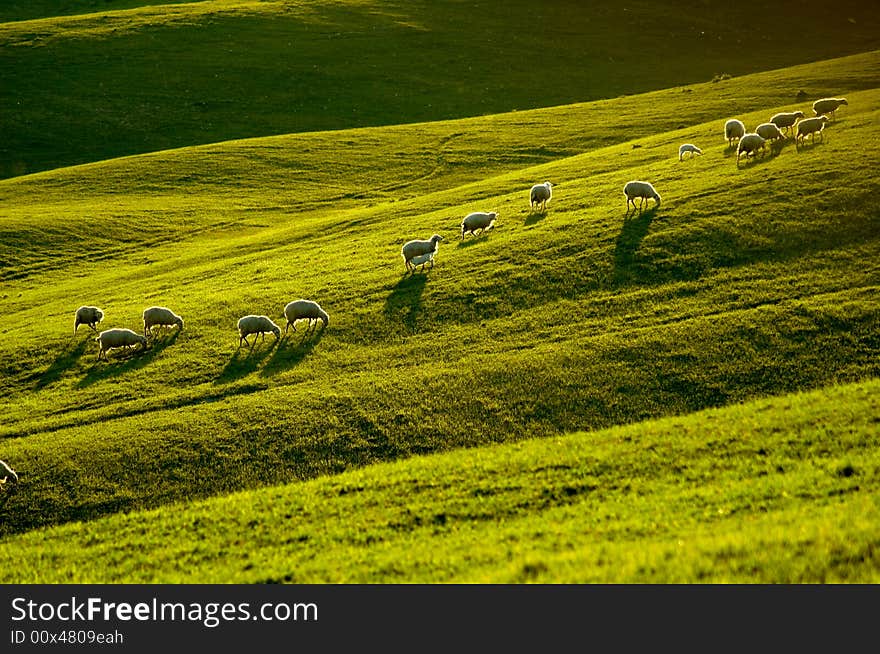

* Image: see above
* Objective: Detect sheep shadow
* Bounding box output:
[216,337,279,383]
[75,342,161,387]
[795,137,826,153]
[524,209,548,226]
[383,272,427,331]
[260,328,325,377]
[457,232,494,248]
[34,336,92,389]
[613,208,654,284]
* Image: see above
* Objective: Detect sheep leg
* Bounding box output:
[239,335,247,348]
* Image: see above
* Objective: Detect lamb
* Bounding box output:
[678,144,703,161]
[461,211,497,239]
[95,328,148,361]
[408,251,435,271]
[401,234,443,272]
[529,181,553,211]
[736,133,767,162]
[755,122,785,143]
[623,181,661,213]
[770,110,805,135]
[74,306,104,334]
[796,116,829,144]
[0,459,18,489]
[143,306,184,338]
[237,315,281,349]
[724,119,746,146]
[284,300,329,334]
[812,97,848,120]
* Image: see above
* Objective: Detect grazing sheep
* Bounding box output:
[770,110,805,135]
[0,459,18,489]
[756,122,785,143]
[725,119,746,146]
[623,181,661,213]
[143,306,184,338]
[284,300,329,334]
[401,234,443,272]
[812,97,848,120]
[461,211,497,239]
[74,306,104,334]
[408,251,435,271]
[736,133,767,163]
[796,116,829,144]
[95,328,148,361]
[237,315,281,349]
[529,181,553,211]
[678,143,703,161]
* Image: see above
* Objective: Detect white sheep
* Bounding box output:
[755,122,785,143]
[95,328,148,361]
[812,97,848,120]
[529,181,553,211]
[796,116,829,144]
[623,181,661,213]
[0,459,18,489]
[143,306,184,338]
[770,110,805,135]
[401,234,443,272]
[74,306,104,334]
[736,133,767,162]
[461,211,497,239]
[725,119,746,146]
[408,251,435,271]
[678,144,703,161]
[284,300,329,334]
[237,315,281,349]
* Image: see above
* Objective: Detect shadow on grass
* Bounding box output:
[613,208,655,283]
[216,337,280,384]
[524,209,548,226]
[260,328,326,377]
[383,272,427,331]
[795,136,826,152]
[76,341,164,388]
[34,337,91,389]
[457,232,495,248]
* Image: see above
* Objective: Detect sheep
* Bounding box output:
[770,110,805,136]
[623,181,661,213]
[678,143,703,161]
[95,328,148,361]
[736,133,767,163]
[461,211,497,239]
[401,234,443,272]
[284,300,329,335]
[812,97,847,120]
[408,251,435,271]
[724,119,746,146]
[74,306,104,334]
[0,459,18,489]
[529,181,553,211]
[237,315,281,349]
[143,306,184,339]
[796,116,829,144]
[755,122,785,143]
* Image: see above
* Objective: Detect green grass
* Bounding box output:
[1,378,877,583]
[0,51,878,551]
[3,0,880,178]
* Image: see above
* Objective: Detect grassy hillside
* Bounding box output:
[3,0,880,178]
[1,378,877,583]
[0,52,878,542]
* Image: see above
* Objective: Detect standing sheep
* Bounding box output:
[461,211,497,239]
[755,122,785,143]
[796,116,829,144]
[725,119,746,146]
[529,181,553,211]
[770,110,805,136]
[401,234,443,273]
[143,306,184,339]
[623,181,661,213]
[408,251,435,271]
[736,133,767,163]
[95,328,148,361]
[678,144,703,161]
[0,459,18,490]
[237,315,281,349]
[812,97,848,120]
[284,300,329,334]
[74,306,104,334]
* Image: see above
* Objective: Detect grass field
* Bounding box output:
[1,2,878,583]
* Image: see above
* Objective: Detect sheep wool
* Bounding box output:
[770,110,805,135]
[796,116,829,144]
[408,251,435,271]
[401,235,444,272]
[724,119,746,146]
[755,122,785,143]
[95,328,148,361]
[143,306,184,338]
[461,211,498,239]
[284,300,329,334]
[678,144,703,161]
[74,306,104,334]
[623,181,661,212]
[812,97,848,120]
[237,315,281,348]
[529,182,553,211]
[0,459,18,488]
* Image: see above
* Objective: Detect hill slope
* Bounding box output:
[3,0,880,178]
[1,52,878,540]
